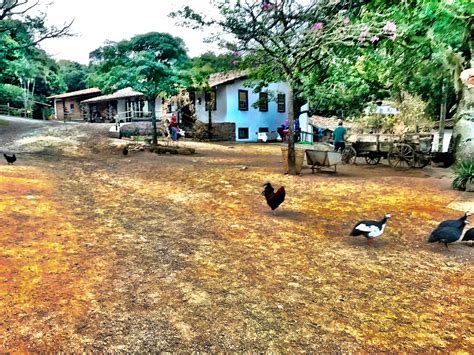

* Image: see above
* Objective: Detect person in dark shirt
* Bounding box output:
[332,119,347,152]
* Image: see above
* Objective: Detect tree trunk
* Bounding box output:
[452,68,474,161]
[149,96,158,145]
[287,84,296,175]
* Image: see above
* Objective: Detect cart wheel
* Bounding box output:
[388,144,415,169]
[413,153,430,168]
[342,147,357,164]
[365,155,381,165]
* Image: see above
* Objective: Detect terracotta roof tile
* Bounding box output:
[47,88,101,99]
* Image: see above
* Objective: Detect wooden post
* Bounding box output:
[438,79,447,153]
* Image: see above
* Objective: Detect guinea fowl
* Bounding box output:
[428,220,469,249]
[461,228,474,242]
[262,182,285,214]
[437,211,471,229]
[350,214,391,245]
[3,153,16,165]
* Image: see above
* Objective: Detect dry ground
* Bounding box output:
[0,121,473,352]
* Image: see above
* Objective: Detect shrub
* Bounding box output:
[0,84,23,107]
[452,161,474,191]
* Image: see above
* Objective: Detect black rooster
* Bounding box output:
[262,182,285,214]
[3,153,16,165]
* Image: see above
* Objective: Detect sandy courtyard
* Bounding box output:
[0,120,472,352]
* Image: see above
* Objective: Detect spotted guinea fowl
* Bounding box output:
[350,214,391,245]
[428,220,469,249]
[437,211,471,229]
[3,153,16,165]
[262,182,285,214]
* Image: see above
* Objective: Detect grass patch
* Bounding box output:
[0,119,9,127]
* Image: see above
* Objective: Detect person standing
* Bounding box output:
[169,114,179,141]
[332,119,347,152]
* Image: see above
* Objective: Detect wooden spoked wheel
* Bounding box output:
[342,147,357,164]
[388,144,415,169]
[365,155,381,165]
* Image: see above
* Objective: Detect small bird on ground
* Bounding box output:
[262,182,285,214]
[122,146,129,156]
[350,213,391,245]
[3,153,16,165]
[437,211,471,229]
[461,228,474,242]
[428,219,469,249]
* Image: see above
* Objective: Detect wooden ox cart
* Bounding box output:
[342,133,433,169]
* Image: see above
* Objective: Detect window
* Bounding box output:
[259,92,268,112]
[238,127,249,139]
[238,90,248,111]
[205,89,216,111]
[70,103,75,113]
[277,94,286,113]
[259,127,269,133]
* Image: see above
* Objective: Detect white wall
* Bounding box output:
[431,129,453,153]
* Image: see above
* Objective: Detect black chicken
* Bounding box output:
[3,153,16,165]
[262,182,285,214]
[122,146,129,156]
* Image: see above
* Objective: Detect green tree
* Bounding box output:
[0,1,71,114]
[186,51,236,86]
[57,60,88,92]
[88,32,190,144]
[172,0,394,174]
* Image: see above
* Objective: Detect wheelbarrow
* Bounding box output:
[305,149,342,173]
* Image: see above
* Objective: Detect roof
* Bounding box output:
[309,116,353,130]
[209,70,248,87]
[433,118,455,129]
[81,88,144,104]
[47,88,101,100]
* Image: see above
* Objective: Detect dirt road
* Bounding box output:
[0,118,472,352]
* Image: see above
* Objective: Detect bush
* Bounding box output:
[0,84,23,107]
[452,161,474,191]
[350,93,433,134]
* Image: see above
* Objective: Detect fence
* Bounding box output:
[0,104,32,118]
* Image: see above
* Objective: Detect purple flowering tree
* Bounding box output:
[171,0,393,174]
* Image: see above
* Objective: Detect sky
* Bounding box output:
[39,0,220,64]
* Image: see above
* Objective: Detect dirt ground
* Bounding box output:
[0,119,473,352]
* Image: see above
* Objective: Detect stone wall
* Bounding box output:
[119,122,155,137]
[117,121,237,141]
[211,122,236,141]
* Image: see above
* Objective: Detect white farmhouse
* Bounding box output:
[193,71,290,141]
